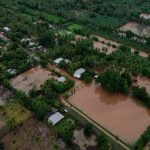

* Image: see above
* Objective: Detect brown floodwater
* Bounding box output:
[69,83,150,144]
[119,21,150,37]
[131,48,148,58]
[10,66,55,93]
[93,41,117,54]
[133,76,150,95]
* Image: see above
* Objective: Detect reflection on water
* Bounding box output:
[70,83,150,144]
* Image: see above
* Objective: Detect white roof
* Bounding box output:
[73,68,86,78]
[94,75,99,78]
[3,27,11,32]
[48,112,64,125]
[29,42,35,46]
[54,57,63,64]
[57,76,66,83]
[64,59,70,63]
[7,69,16,75]
[21,38,31,42]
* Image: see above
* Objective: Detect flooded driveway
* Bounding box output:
[69,83,150,144]
[119,21,150,37]
[10,66,55,93]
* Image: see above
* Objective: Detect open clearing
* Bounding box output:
[1,118,59,150]
[0,87,13,106]
[69,83,150,144]
[119,21,150,37]
[73,128,97,150]
[10,66,56,93]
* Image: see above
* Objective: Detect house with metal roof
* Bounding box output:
[56,76,66,83]
[48,112,64,126]
[73,68,86,78]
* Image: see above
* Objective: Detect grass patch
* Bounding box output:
[1,100,32,128]
[55,117,76,135]
[67,24,83,31]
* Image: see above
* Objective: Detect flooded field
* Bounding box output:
[10,66,55,93]
[140,13,150,20]
[91,35,120,47]
[131,48,148,58]
[93,41,117,54]
[133,76,150,95]
[69,83,150,144]
[119,21,150,37]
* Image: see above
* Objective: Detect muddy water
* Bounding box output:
[69,83,150,144]
[93,41,117,54]
[91,35,120,47]
[133,76,150,95]
[119,21,150,37]
[11,66,55,93]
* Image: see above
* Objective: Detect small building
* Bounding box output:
[28,42,36,47]
[7,69,16,75]
[56,76,66,83]
[48,112,64,126]
[54,57,63,65]
[73,68,86,78]
[21,38,31,42]
[94,75,99,79]
[3,27,11,32]
[64,59,70,63]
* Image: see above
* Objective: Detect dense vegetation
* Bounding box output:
[0,0,150,51]
[0,0,150,149]
[96,70,132,93]
[15,77,74,120]
[135,126,150,150]
[132,86,150,108]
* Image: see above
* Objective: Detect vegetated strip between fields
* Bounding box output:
[62,98,131,150]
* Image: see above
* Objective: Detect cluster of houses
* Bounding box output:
[21,37,48,53]
[0,27,11,49]
[54,57,86,79]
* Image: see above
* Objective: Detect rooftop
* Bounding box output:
[48,112,64,125]
[73,68,86,78]
[56,76,66,83]
[54,57,63,64]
